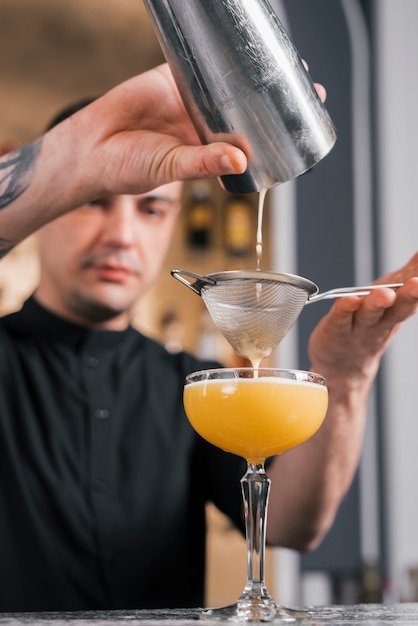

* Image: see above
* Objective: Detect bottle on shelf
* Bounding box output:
[185,181,215,250]
[223,194,254,258]
[358,561,383,604]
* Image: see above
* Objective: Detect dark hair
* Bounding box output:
[45,97,96,131]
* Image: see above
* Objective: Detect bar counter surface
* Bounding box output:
[1,605,418,626]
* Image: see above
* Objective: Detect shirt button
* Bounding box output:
[95,408,110,420]
[84,354,99,368]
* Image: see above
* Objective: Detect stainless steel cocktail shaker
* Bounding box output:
[143,0,337,193]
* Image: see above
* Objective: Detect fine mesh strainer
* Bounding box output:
[171,269,317,363]
[171,268,403,363]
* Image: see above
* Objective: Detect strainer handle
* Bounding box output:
[171,269,217,295]
[307,282,404,303]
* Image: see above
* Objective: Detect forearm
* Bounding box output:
[0,139,44,254]
[0,117,96,252]
[266,379,368,551]
[266,275,418,551]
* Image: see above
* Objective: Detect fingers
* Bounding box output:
[178,143,247,180]
[340,288,396,329]
[369,278,418,327]
[309,272,418,387]
[318,282,418,361]
[313,82,327,103]
[301,59,327,102]
[328,281,418,333]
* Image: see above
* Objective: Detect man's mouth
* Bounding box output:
[94,263,134,282]
[81,251,142,283]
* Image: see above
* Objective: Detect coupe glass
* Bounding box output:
[184,368,328,623]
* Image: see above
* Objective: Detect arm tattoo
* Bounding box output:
[0,138,42,209]
[0,138,43,257]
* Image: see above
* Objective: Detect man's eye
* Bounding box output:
[143,206,159,216]
[141,203,170,218]
[88,199,106,208]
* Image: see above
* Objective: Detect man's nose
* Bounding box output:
[103,198,137,247]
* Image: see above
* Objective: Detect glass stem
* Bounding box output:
[240,462,271,599]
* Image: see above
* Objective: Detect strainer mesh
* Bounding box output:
[201,278,309,362]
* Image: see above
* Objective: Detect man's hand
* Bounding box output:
[55,64,248,198]
[309,254,418,398]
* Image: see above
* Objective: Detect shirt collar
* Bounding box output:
[6,296,137,350]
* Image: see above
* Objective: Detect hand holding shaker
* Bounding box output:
[143,0,337,193]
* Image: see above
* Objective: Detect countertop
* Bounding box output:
[1,605,418,626]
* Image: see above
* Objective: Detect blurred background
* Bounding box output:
[1,0,417,609]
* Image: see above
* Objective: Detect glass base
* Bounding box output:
[201,599,312,623]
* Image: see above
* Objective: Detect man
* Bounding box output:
[1,67,418,612]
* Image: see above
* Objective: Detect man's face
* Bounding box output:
[36,182,182,328]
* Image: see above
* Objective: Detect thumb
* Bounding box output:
[166,142,248,182]
[101,135,248,195]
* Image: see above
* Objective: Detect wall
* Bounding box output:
[375,0,418,601]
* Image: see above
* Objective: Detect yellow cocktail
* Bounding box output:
[183,368,328,623]
[184,375,328,462]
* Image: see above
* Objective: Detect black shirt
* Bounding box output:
[0,298,246,612]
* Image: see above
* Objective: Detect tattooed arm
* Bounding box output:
[0,141,42,211]
[0,64,247,255]
[0,141,43,257]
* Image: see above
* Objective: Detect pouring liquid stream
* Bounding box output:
[249,187,269,372]
[256,187,267,270]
